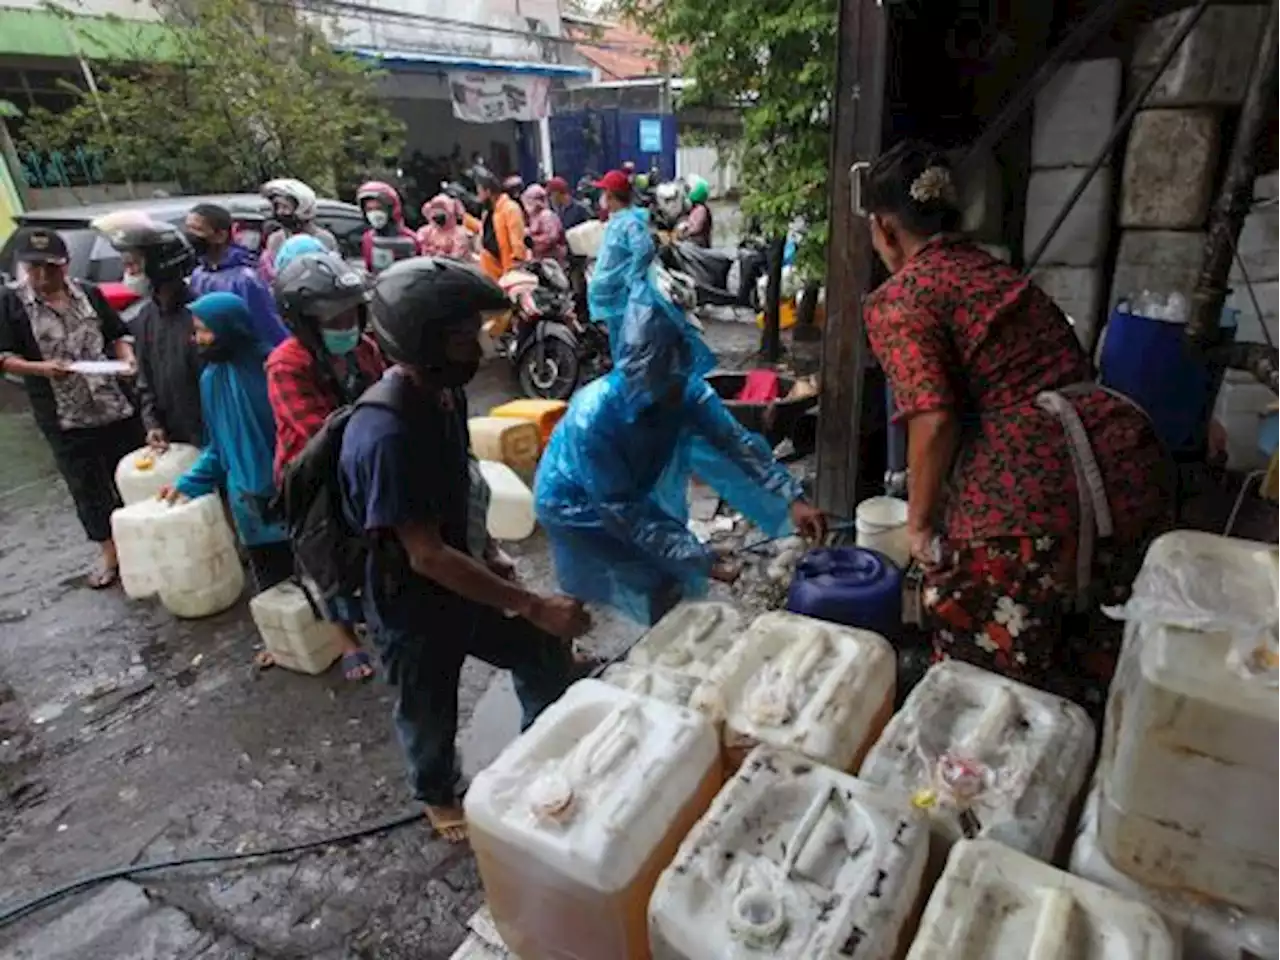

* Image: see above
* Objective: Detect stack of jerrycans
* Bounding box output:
[1071,530,1280,959]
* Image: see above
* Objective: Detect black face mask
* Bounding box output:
[185,233,210,257]
[432,213,449,226]
[197,341,235,363]
[437,358,480,387]
[276,213,300,231]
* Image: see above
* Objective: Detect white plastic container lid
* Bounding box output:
[713,612,895,771]
[859,660,1095,861]
[465,679,720,893]
[651,746,929,960]
[907,839,1177,959]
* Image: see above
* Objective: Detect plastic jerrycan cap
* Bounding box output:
[528,770,576,822]
[729,887,788,947]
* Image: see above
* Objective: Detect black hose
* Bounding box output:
[0,808,423,931]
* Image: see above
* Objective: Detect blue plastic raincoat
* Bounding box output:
[175,292,288,547]
[536,275,802,624]
[588,204,654,342]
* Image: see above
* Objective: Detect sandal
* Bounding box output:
[341,650,375,682]
[86,563,119,590]
[424,803,468,843]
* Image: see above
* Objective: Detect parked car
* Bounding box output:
[0,192,367,317]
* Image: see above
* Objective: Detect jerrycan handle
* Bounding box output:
[571,703,639,783]
[780,784,844,880]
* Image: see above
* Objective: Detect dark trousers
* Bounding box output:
[377,608,575,806]
[245,541,295,595]
[44,416,145,543]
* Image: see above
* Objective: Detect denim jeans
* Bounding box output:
[375,606,575,806]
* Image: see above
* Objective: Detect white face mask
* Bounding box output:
[366,210,389,230]
[123,273,152,297]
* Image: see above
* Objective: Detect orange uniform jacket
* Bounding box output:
[479,194,529,280]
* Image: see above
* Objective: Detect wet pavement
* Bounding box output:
[0,320,764,959]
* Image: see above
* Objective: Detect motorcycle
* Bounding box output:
[656,235,769,311]
[493,258,611,401]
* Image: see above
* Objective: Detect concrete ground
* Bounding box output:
[0,319,767,960]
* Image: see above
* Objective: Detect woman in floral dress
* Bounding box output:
[859,141,1173,712]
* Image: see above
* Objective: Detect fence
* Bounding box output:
[676,144,739,198]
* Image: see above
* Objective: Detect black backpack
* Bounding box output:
[273,375,405,605]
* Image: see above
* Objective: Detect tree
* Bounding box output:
[22,0,404,195]
[615,0,837,276]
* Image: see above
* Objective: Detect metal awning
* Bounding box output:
[343,47,593,78]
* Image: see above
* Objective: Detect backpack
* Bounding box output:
[273,375,405,605]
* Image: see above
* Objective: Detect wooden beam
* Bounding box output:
[815,0,888,519]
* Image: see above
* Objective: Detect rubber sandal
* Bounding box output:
[424,804,468,843]
[86,564,119,590]
[341,650,375,682]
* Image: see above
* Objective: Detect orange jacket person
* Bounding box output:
[475,169,528,280]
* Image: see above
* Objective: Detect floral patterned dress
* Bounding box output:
[864,237,1173,712]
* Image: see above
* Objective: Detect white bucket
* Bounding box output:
[855,496,910,567]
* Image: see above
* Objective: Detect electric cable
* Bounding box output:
[0,808,423,931]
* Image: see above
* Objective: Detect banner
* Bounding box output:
[449,72,550,124]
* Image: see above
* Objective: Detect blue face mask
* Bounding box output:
[321,327,360,355]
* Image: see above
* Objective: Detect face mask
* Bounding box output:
[276,213,300,231]
[432,212,449,226]
[185,233,210,257]
[321,327,361,355]
[366,210,389,230]
[438,358,480,387]
[123,273,152,298]
[236,230,262,252]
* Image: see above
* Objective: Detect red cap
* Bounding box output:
[545,176,570,194]
[593,170,631,194]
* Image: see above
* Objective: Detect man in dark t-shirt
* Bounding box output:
[339,259,590,842]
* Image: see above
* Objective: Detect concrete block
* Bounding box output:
[1120,109,1220,229]
[1133,5,1268,108]
[1231,171,1279,282]
[1032,59,1122,167]
[1023,166,1112,266]
[1031,266,1104,346]
[1110,229,1206,308]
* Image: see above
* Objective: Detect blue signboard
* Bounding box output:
[638,117,663,153]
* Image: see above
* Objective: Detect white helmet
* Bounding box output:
[261,178,318,222]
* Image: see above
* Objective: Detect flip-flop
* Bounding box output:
[424,804,468,843]
[341,650,375,682]
[86,564,119,590]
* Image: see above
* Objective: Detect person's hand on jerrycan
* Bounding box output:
[790,500,827,542]
[526,593,592,641]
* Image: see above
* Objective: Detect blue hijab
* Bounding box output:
[176,292,284,545]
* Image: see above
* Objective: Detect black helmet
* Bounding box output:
[273,250,369,326]
[470,164,500,193]
[371,258,507,368]
[95,215,194,282]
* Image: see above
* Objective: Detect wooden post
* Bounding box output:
[815,0,888,518]
[760,235,786,362]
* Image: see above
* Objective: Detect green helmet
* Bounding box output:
[687,175,709,204]
[634,173,650,190]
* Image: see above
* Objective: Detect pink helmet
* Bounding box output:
[355,180,403,222]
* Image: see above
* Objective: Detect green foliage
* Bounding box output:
[616,0,837,276]
[22,0,403,195]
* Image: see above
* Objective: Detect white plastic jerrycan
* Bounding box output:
[859,659,1095,871]
[651,746,930,960]
[1097,530,1279,916]
[907,839,1177,960]
[465,679,722,960]
[712,611,895,772]
[1071,778,1280,960]
[114,443,201,506]
[476,459,535,541]
[249,581,345,675]
[111,494,244,617]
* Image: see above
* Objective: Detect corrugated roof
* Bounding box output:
[567,21,666,81]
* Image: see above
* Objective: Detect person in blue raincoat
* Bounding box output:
[158,292,292,594]
[536,273,825,624]
[587,170,654,344]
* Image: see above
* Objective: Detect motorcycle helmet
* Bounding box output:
[356,180,404,223]
[260,178,318,222]
[371,257,508,368]
[502,174,524,200]
[94,214,195,282]
[687,175,710,205]
[654,181,688,225]
[274,250,370,326]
